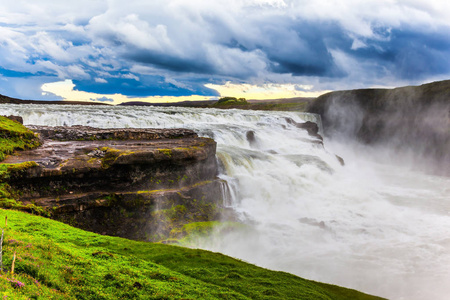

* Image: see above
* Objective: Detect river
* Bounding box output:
[1,103,449,300]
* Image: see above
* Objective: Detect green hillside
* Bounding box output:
[0,209,384,299]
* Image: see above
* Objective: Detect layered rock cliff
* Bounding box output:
[3,125,228,241]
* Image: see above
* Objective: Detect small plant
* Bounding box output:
[158,149,172,158]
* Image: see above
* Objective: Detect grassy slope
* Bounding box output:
[0,116,40,162]
[0,116,43,213]
[0,209,384,300]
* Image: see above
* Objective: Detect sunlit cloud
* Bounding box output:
[205,82,328,99]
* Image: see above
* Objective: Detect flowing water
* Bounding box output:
[2,103,450,300]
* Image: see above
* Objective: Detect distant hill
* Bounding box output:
[119,97,315,111]
[1,92,314,111]
[0,94,110,106]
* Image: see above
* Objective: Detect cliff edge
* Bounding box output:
[1,121,228,241]
[308,80,450,175]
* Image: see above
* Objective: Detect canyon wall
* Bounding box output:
[4,125,228,241]
[308,80,450,175]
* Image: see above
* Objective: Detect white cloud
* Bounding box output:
[285,0,450,36]
[31,32,73,62]
[35,60,90,80]
[205,82,327,99]
[351,39,368,50]
[121,73,140,81]
[165,77,189,89]
[203,44,267,78]
[94,78,108,83]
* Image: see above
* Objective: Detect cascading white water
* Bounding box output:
[1,103,450,300]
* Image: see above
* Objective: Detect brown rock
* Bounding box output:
[4,125,232,241]
[3,115,23,124]
[285,118,323,141]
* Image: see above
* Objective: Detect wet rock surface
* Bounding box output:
[5,125,227,241]
[284,118,323,141]
[28,125,197,141]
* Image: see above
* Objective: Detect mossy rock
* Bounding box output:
[0,116,41,162]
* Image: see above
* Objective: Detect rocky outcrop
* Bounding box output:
[285,118,323,141]
[4,126,229,241]
[3,115,23,124]
[28,125,197,141]
[308,80,450,175]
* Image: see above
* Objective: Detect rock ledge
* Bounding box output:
[5,126,228,241]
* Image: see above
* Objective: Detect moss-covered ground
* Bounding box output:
[0,116,40,162]
[0,209,384,299]
[0,117,43,213]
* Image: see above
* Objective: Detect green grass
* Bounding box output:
[0,117,44,214]
[171,221,245,245]
[0,116,40,162]
[0,117,32,137]
[0,209,385,299]
[0,162,48,215]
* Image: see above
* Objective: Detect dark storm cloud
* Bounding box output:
[263,21,346,77]
[387,29,450,79]
[125,50,215,75]
[345,27,450,80]
[97,13,346,81]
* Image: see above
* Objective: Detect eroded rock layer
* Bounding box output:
[4,126,227,241]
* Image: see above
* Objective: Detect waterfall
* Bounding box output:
[2,103,450,300]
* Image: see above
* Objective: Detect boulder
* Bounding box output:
[246,130,257,146]
[285,118,323,141]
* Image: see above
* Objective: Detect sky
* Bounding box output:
[0,0,449,104]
